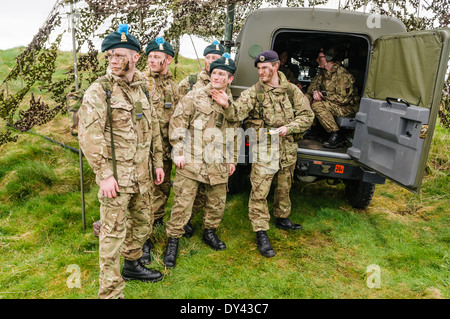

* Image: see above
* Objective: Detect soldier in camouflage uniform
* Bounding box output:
[305,49,360,148]
[177,40,226,237]
[162,54,240,268]
[178,40,225,97]
[77,25,165,299]
[144,37,180,227]
[223,50,314,258]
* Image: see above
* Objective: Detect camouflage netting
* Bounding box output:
[0,0,449,146]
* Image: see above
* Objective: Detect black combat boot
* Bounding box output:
[163,238,179,268]
[183,220,194,238]
[323,131,345,149]
[303,126,317,140]
[139,238,151,265]
[202,229,226,251]
[256,231,276,258]
[121,259,163,282]
[275,218,302,231]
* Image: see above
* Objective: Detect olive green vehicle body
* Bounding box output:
[227,8,450,205]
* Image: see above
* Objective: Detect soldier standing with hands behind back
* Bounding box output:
[221,50,314,258]
[138,37,180,265]
[77,24,165,299]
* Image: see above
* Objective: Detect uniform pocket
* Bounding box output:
[106,102,136,161]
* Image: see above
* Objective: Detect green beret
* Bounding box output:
[209,53,236,75]
[203,40,225,56]
[145,37,175,57]
[101,24,141,53]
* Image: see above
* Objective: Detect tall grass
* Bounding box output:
[0,48,449,299]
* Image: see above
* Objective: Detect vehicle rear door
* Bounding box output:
[347,29,450,193]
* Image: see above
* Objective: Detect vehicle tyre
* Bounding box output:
[344,180,375,209]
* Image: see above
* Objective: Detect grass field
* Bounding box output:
[0,48,449,299]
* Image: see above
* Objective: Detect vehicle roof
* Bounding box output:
[236,8,407,44]
[232,8,407,92]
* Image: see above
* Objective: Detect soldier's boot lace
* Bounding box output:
[183,220,194,238]
[163,237,179,268]
[203,229,226,251]
[138,238,152,265]
[256,231,276,258]
[121,259,163,282]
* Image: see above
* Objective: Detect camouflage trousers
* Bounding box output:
[98,191,153,299]
[249,162,295,232]
[310,100,357,133]
[192,184,206,215]
[166,174,227,238]
[151,159,173,221]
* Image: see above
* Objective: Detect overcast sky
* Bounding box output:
[0,0,210,59]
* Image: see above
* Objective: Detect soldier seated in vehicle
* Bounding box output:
[304,48,360,148]
[278,51,302,89]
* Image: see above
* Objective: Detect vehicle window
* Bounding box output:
[272,29,371,96]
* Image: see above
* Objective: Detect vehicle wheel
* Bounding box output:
[344,180,375,209]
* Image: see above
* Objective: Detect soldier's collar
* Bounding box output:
[200,69,211,81]
[147,69,173,79]
[328,63,339,74]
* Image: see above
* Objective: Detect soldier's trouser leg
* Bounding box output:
[311,101,355,133]
[151,159,173,221]
[166,175,199,238]
[248,163,276,232]
[273,163,295,219]
[203,183,227,230]
[98,192,151,299]
[192,184,206,216]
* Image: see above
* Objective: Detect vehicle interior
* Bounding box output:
[272,29,371,154]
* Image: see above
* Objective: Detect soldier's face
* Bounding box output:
[148,51,172,74]
[257,62,278,83]
[205,54,222,72]
[317,53,327,68]
[107,48,138,77]
[210,69,233,90]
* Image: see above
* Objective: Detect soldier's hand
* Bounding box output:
[154,167,165,185]
[313,90,323,101]
[210,89,230,108]
[278,126,288,137]
[100,176,120,198]
[229,163,236,176]
[174,155,186,169]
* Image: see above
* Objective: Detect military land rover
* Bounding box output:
[225,7,450,208]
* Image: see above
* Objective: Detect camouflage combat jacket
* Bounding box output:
[305,63,360,109]
[224,72,314,169]
[178,69,211,99]
[78,69,163,194]
[169,83,240,185]
[145,70,180,160]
